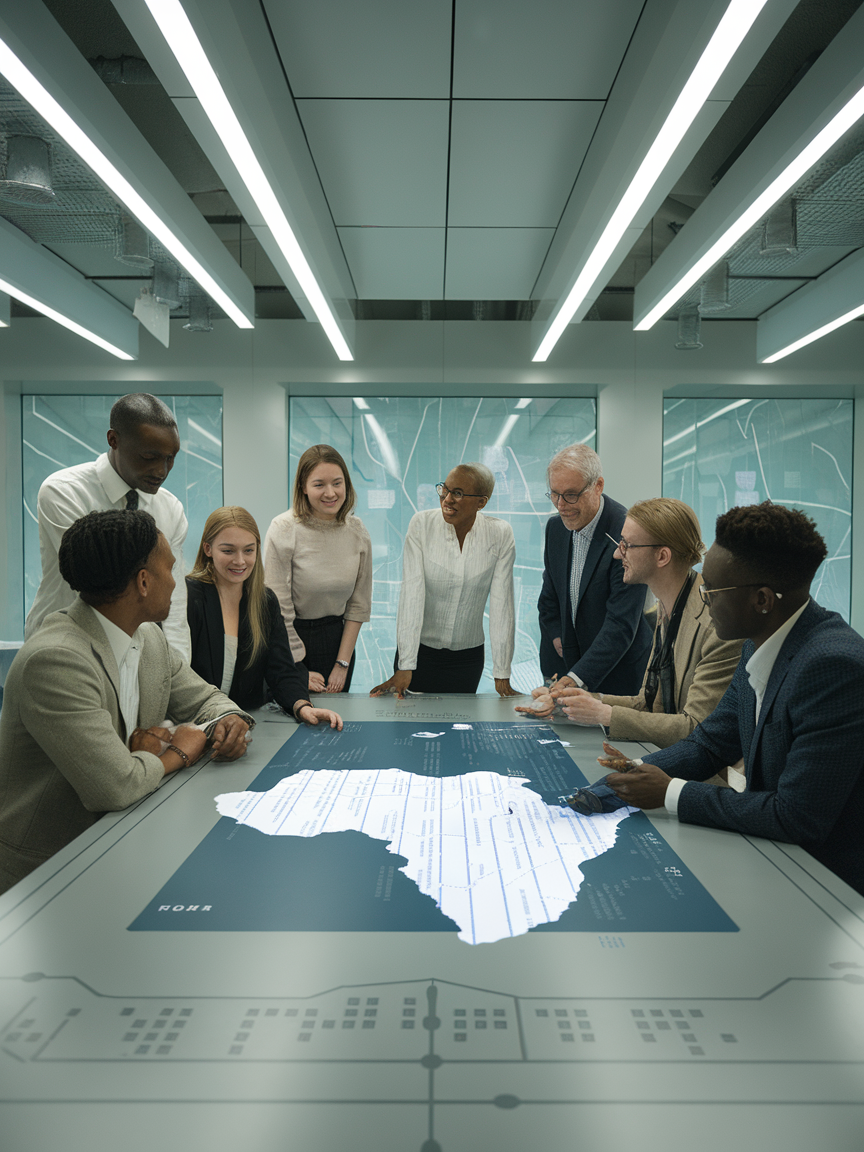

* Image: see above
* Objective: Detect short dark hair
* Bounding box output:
[714,502,827,590]
[109,393,177,437]
[59,510,159,606]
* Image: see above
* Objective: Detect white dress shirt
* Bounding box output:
[25,452,191,661]
[664,600,810,814]
[93,612,142,742]
[396,509,516,678]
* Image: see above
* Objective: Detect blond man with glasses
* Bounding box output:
[553,498,742,748]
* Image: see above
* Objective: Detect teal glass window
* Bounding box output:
[22,393,223,621]
[663,397,852,619]
[288,395,597,693]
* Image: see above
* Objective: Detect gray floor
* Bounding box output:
[1,694,863,1152]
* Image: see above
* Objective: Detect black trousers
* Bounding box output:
[295,615,356,691]
[395,642,485,694]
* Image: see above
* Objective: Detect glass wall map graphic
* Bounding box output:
[130,722,737,936]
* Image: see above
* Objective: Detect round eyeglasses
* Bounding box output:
[545,481,594,505]
[436,482,485,501]
[605,532,664,556]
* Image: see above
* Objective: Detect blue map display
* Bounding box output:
[129,721,738,935]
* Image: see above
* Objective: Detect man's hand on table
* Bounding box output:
[514,675,576,718]
[296,705,343,730]
[130,724,208,773]
[209,715,251,761]
[605,758,672,809]
[557,686,612,727]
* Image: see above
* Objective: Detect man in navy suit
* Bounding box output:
[535,444,651,694]
[600,502,864,896]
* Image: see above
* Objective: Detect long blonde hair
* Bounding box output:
[189,506,267,667]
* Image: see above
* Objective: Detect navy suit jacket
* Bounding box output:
[644,600,864,895]
[537,496,651,693]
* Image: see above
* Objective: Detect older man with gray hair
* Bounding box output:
[530,444,651,698]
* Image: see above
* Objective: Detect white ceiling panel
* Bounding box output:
[264,0,452,98]
[338,228,445,299]
[298,100,450,226]
[445,228,554,299]
[453,0,645,99]
[448,100,602,228]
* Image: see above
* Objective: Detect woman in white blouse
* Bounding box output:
[264,445,372,693]
[370,463,518,697]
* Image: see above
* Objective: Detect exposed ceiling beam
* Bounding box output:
[0,0,255,329]
[114,0,355,361]
[0,216,138,359]
[531,0,800,361]
[633,2,864,333]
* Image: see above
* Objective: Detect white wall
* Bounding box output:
[2,316,863,637]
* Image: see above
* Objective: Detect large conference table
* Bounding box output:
[1,693,863,1152]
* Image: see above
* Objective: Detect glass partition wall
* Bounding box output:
[663,397,852,620]
[288,396,597,693]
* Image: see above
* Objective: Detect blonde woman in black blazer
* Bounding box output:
[187,506,342,729]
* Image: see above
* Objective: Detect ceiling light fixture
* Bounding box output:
[0,273,134,359]
[533,0,770,362]
[143,0,353,361]
[0,34,253,331]
[634,85,864,333]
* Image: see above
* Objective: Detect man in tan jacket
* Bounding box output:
[0,509,251,894]
[551,498,742,747]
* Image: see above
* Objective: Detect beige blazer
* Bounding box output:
[0,597,249,892]
[602,574,743,748]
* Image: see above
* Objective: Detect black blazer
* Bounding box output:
[537,495,651,693]
[186,578,308,717]
[644,600,864,896]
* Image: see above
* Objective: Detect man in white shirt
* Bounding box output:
[25,392,191,661]
[576,503,864,896]
[0,509,251,894]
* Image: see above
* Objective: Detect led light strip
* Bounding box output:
[533,0,769,362]
[761,302,864,363]
[0,36,253,330]
[635,85,864,333]
[144,0,353,361]
[0,274,134,359]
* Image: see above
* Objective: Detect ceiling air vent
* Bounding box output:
[0,136,54,205]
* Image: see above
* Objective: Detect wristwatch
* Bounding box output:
[336,659,350,668]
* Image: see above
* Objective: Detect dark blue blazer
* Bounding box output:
[537,496,651,693]
[644,600,864,895]
[186,578,308,717]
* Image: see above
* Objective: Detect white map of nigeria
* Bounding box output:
[215,768,633,945]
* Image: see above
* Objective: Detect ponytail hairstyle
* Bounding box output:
[188,506,267,667]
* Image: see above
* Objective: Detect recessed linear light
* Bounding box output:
[0,36,252,333]
[144,0,353,362]
[0,274,134,359]
[634,84,864,333]
[761,303,864,363]
[533,0,769,363]
[515,398,532,409]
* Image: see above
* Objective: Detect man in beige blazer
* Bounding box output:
[550,498,742,747]
[0,509,252,894]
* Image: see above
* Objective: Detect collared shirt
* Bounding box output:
[665,599,811,815]
[93,611,143,743]
[25,452,191,661]
[569,496,605,624]
[396,509,516,678]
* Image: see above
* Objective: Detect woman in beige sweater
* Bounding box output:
[264,445,372,693]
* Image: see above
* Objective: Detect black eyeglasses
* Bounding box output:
[698,584,784,604]
[436,482,485,501]
[545,481,594,505]
[605,532,664,556]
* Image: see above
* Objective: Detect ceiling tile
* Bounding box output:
[445,228,554,299]
[338,228,445,298]
[453,0,644,98]
[298,101,450,226]
[264,0,452,97]
[448,101,602,227]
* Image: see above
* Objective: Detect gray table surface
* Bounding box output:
[1,693,863,1152]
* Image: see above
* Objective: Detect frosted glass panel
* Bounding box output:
[288,395,597,693]
[22,393,223,620]
[663,397,852,620]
